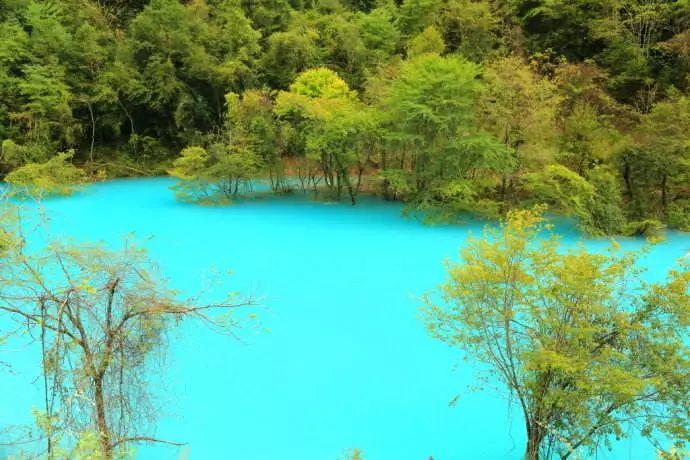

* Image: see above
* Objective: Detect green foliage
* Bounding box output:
[668,199,690,231]
[558,102,620,176]
[587,167,627,235]
[406,26,444,58]
[5,150,86,197]
[262,25,322,89]
[0,139,49,171]
[0,0,686,230]
[437,0,499,59]
[29,411,133,460]
[525,164,627,236]
[275,67,378,202]
[425,207,690,460]
[382,53,513,216]
[285,67,355,99]
[623,218,667,242]
[398,0,442,38]
[169,144,262,203]
[356,5,400,60]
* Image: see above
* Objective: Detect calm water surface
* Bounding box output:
[1,178,688,460]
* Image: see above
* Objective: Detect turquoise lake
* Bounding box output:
[1,177,688,460]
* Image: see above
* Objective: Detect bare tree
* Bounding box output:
[0,219,254,459]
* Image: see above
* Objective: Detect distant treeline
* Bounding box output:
[1,0,689,235]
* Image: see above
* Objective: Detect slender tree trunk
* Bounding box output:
[343,171,356,205]
[94,376,113,459]
[117,97,135,136]
[355,165,364,195]
[623,161,633,200]
[40,301,53,460]
[500,175,508,213]
[381,151,391,199]
[525,424,545,460]
[87,101,96,164]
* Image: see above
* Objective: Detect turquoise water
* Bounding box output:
[1,177,688,459]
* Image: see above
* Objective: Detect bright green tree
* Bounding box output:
[5,150,86,198]
[226,90,285,192]
[382,53,513,218]
[276,67,377,203]
[425,207,690,460]
[169,144,262,203]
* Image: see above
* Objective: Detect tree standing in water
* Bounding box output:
[424,208,689,460]
[0,218,254,459]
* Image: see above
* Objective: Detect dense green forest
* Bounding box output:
[0,2,689,458]
[1,0,689,235]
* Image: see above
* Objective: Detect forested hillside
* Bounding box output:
[1,0,689,234]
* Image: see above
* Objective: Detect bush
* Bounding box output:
[5,150,86,198]
[667,199,690,231]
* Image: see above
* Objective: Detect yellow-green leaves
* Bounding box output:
[5,150,86,198]
[286,67,354,100]
[168,146,211,181]
[406,26,444,57]
[425,207,690,459]
[275,67,355,120]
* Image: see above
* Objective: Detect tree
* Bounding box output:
[61,4,119,165]
[398,0,442,38]
[314,11,372,88]
[382,53,513,217]
[124,0,260,142]
[437,0,500,60]
[424,207,689,460]
[5,150,86,198]
[0,229,254,459]
[406,26,445,58]
[14,63,78,148]
[524,164,626,236]
[558,102,622,177]
[275,67,377,203]
[477,56,560,209]
[0,139,50,172]
[303,99,379,204]
[169,144,262,203]
[225,90,286,192]
[615,90,690,226]
[261,23,322,89]
[355,5,401,66]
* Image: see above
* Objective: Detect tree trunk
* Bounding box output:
[525,424,545,460]
[87,101,96,164]
[623,161,633,200]
[40,301,53,459]
[117,97,135,136]
[94,376,113,459]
